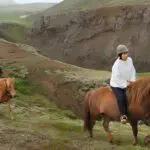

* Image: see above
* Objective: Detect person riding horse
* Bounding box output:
[110,44,136,124]
[83,53,149,144]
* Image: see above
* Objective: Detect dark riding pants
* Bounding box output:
[111,87,128,116]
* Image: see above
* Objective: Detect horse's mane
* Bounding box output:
[128,77,150,105]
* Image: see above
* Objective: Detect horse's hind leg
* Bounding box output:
[89,114,96,138]
[102,116,113,143]
[130,119,138,145]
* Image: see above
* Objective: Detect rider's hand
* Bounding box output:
[127,80,133,87]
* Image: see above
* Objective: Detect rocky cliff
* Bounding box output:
[26,4,150,72]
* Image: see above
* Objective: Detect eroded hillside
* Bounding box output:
[27,4,150,72]
[0,40,110,116]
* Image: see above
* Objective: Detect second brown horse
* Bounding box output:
[83,77,150,145]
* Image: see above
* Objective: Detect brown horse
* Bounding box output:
[83,77,150,145]
[0,78,16,119]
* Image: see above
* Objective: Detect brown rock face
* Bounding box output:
[26,5,150,72]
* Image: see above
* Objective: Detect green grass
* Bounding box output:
[0,3,55,43]
[137,72,150,77]
[0,51,149,149]
[0,3,55,27]
[15,79,37,95]
[6,24,28,42]
[0,14,31,26]
[0,22,29,43]
[0,75,147,149]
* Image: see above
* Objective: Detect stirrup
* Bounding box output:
[120,115,128,124]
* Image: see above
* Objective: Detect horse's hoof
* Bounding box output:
[132,141,137,145]
[109,140,113,144]
[89,133,93,138]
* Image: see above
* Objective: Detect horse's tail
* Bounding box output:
[83,92,91,132]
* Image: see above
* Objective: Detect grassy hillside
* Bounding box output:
[0,3,55,43]
[0,61,149,150]
[0,3,55,15]
[0,3,56,26]
[41,0,150,15]
[0,23,28,43]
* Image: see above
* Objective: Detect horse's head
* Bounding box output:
[5,78,16,98]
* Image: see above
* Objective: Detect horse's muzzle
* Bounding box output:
[10,91,16,98]
[7,92,15,99]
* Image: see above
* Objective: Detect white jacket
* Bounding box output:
[110,57,136,89]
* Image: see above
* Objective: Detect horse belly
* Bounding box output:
[90,102,100,115]
[102,98,120,119]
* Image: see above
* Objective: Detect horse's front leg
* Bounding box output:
[7,100,14,120]
[102,116,112,143]
[130,119,138,145]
